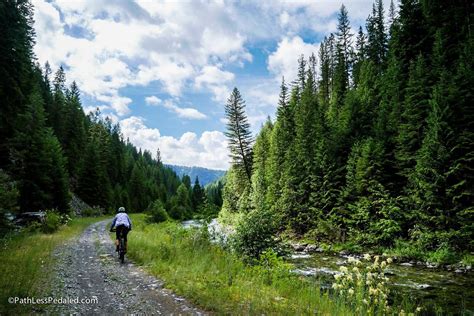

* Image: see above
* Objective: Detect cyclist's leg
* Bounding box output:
[123,228,129,252]
[115,227,121,251]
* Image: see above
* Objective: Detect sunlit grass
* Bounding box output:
[127,214,355,315]
[0,216,106,314]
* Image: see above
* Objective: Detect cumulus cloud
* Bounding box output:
[145,96,162,106]
[268,36,320,83]
[145,98,206,120]
[195,65,234,103]
[120,117,229,170]
[33,0,251,115]
[163,100,207,120]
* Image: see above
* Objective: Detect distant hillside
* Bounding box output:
[166,165,226,186]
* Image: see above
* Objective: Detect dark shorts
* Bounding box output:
[115,225,129,242]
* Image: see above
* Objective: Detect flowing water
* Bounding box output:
[289,253,473,314]
[183,219,473,314]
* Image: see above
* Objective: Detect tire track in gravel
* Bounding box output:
[49,220,206,315]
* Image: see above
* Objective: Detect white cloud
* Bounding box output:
[96,93,132,116]
[195,65,234,103]
[120,117,229,170]
[33,0,253,116]
[162,100,207,120]
[268,36,320,83]
[145,96,162,106]
[195,65,235,87]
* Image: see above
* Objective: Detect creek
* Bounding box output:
[182,219,473,314]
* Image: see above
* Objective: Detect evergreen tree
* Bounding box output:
[353,27,367,87]
[224,88,253,184]
[51,66,67,143]
[0,0,35,169]
[192,177,205,212]
[267,78,293,208]
[169,183,191,219]
[64,81,86,182]
[11,86,69,212]
[329,5,353,124]
[409,77,452,229]
[250,119,273,213]
[366,0,388,69]
[396,55,431,180]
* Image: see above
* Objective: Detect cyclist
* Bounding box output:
[110,206,132,252]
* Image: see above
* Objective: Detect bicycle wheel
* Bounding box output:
[119,237,125,263]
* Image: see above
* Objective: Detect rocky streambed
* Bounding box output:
[288,243,473,314]
[183,219,473,315]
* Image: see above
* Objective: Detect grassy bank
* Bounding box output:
[0,216,106,313]
[127,214,418,315]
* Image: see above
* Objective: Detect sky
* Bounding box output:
[32,0,392,170]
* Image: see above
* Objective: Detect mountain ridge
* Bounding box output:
[165,164,226,186]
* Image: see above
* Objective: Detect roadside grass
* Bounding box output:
[127,214,414,315]
[0,216,106,314]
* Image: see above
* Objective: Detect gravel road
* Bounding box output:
[48,220,206,315]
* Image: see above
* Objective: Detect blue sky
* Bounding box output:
[32,0,392,170]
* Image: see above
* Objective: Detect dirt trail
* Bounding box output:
[49,220,205,315]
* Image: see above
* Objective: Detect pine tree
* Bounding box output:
[169,183,191,219]
[396,55,431,180]
[224,88,253,184]
[329,5,353,124]
[353,27,367,87]
[64,81,86,182]
[409,79,452,228]
[77,140,110,208]
[0,0,35,169]
[366,0,388,69]
[250,119,273,213]
[445,39,474,215]
[192,177,205,212]
[318,37,331,111]
[267,78,293,208]
[51,66,67,143]
[11,86,69,212]
[291,71,322,233]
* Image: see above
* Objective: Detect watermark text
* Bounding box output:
[8,296,98,305]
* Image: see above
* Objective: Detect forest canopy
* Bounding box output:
[222,0,474,258]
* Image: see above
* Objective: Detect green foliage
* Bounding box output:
[224,88,253,184]
[0,0,193,232]
[220,1,473,260]
[0,170,19,234]
[233,207,281,260]
[41,210,61,234]
[147,199,169,223]
[127,214,355,315]
[252,249,292,285]
[168,183,191,220]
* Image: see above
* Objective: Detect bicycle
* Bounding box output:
[111,227,127,264]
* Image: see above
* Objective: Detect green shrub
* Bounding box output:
[389,239,424,260]
[41,210,61,234]
[233,208,281,260]
[253,249,292,285]
[147,200,169,223]
[427,244,457,264]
